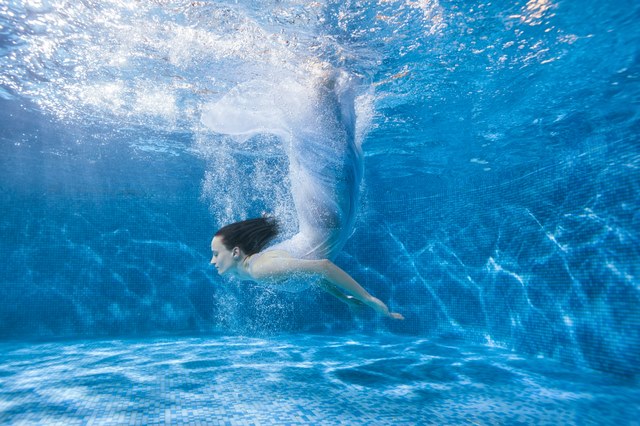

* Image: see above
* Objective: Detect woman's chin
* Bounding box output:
[219,268,234,277]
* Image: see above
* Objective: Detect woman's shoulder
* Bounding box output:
[244,249,295,281]
[254,249,294,261]
[246,249,293,273]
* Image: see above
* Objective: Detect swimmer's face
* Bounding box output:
[210,236,236,276]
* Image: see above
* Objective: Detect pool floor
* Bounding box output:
[0,334,637,425]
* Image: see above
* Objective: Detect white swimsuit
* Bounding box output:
[201,68,363,289]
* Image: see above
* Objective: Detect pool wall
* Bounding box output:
[1,97,638,378]
[1,0,639,380]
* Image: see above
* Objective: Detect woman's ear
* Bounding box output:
[232,247,240,259]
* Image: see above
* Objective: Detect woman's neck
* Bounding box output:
[233,254,254,280]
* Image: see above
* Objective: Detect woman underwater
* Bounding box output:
[211,218,403,320]
[204,64,403,320]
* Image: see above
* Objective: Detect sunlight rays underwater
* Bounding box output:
[0,0,639,423]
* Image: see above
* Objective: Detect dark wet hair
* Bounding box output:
[215,217,279,256]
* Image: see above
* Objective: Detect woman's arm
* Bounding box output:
[318,279,367,307]
[249,253,404,319]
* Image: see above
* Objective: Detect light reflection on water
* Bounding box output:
[0,334,637,424]
[0,0,638,393]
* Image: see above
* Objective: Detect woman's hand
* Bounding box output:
[368,296,405,320]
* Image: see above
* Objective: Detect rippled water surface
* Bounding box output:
[1,334,638,425]
[1,0,639,423]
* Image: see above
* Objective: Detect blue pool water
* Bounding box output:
[1,334,638,425]
[1,0,639,424]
